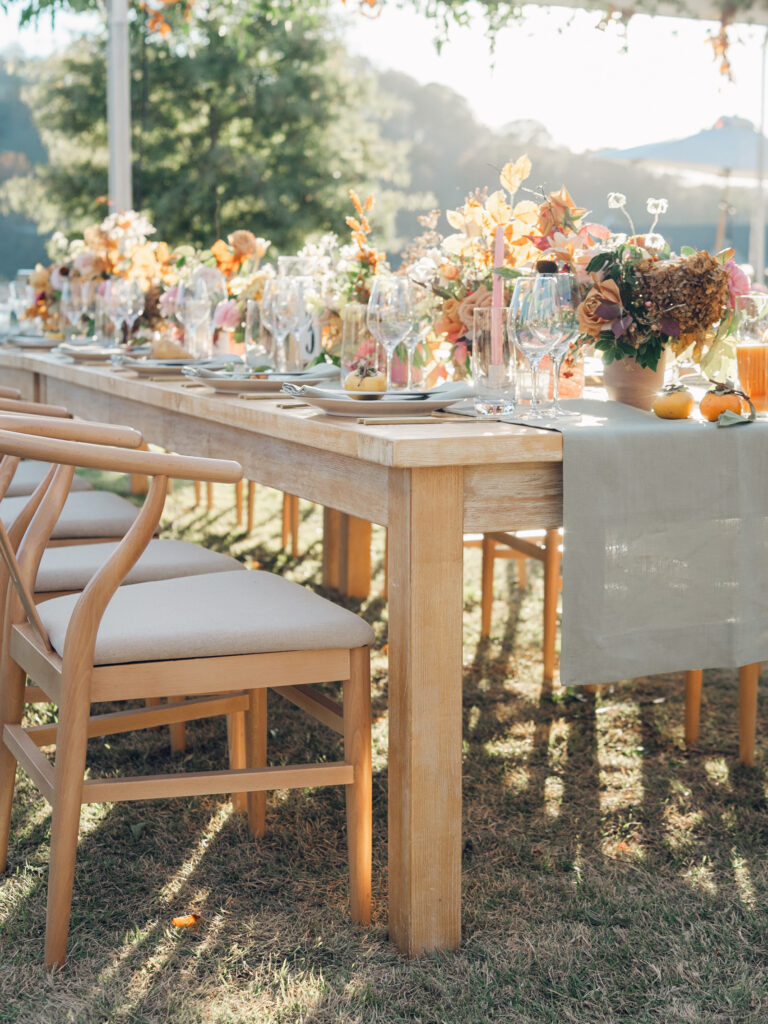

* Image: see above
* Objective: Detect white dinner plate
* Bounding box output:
[295,388,457,418]
[8,335,63,350]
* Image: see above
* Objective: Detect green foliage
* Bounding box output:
[2,0,411,252]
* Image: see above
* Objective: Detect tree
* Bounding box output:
[2,0,412,252]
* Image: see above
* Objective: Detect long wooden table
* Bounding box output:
[0,350,563,955]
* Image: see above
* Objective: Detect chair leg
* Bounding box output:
[739,663,761,766]
[542,529,561,685]
[227,711,247,814]
[344,646,372,925]
[168,698,186,754]
[290,494,299,558]
[281,493,292,552]
[0,659,27,873]
[45,680,90,969]
[684,670,703,747]
[193,481,202,508]
[480,536,495,638]
[206,482,214,512]
[247,481,256,533]
[235,480,244,526]
[245,690,267,838]
[516,555,527,590]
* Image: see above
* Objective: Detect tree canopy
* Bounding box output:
[1,0,414,251]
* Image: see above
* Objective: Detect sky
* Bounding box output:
[1,1,767,153]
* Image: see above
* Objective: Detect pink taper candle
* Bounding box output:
[491,225,504,365]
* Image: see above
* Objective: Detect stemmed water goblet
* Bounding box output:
[271,278,305,372]
[533,273,581,418]
[175,279,211,357]
[366,276,414,391]
[507,276,561,419]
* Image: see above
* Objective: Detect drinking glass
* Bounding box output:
[534,274,581,418]
[366,277,414,391]
[59,280,80,335]
[102,279,133,346]
[175,279,211,357]
[507,277,560,419]
[272,278,303,371]
[245,299,274,368]
[472,306,516,415]
[123,279,146,338]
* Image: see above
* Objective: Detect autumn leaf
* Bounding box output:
[499,154,532,197]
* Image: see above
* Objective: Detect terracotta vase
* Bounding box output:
[603,356,665,411]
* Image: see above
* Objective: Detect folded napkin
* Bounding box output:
[183,362,340,381]
[494,398,768,686]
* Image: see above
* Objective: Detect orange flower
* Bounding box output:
[211,239,242,277]
[227,230,259,258]
[439,263,460,281]
[577,277,624,338]
[539,187,587,238]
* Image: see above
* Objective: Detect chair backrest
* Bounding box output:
[0,429,242,681]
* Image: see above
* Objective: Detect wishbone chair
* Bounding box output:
[0,430,373,968]
[0,413,246,758]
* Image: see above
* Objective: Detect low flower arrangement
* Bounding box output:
[576,195,750,374]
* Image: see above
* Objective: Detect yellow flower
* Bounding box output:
[499,155,532,197]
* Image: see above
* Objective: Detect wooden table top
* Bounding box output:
[0,351,563,470]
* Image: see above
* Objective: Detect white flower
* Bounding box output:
[608,192,627,209]
[644,233,666,250]
[409,255,440,286]
[646,198,668,215]
[608,232,628,246]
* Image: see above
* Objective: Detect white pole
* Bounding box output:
[106,0,133,212]
[752,29,767,284]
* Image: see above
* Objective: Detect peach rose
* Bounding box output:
[457,284,493,331]
[434,298,465,340]
[228,230,259,258]
[28,264,50,292]
[577,277,624,338]
[439,263,461,281]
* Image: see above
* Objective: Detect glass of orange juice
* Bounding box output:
[735,293,768,412]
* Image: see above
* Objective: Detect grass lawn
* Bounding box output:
[2,476,768,1023]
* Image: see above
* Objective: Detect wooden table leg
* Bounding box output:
[739,663,761,766]
[340,515,372,600]
[388,466,463,954]
[684,670,703,747]
[322,507,342,591]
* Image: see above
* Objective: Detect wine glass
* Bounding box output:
[123,279,146,340]
[102,279,133,346]
[366,277,414,391]
[533,274,581,418]
[245,298,274,368]
[175,279,211,357]
[272,278,303,372]
[507,276,560,419]
[59,280,80,336]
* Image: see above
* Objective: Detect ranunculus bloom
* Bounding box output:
[213,298,241,331]
[439,263,461,281]
[159,285,178,318]
[457,284,493,331]
[577,277,624,337]
[73,251,106,279]
[28,264,50,291]
[434,297,465,341]
[538,186,587,238]
[725,259,751,308]
[228,230,259,258]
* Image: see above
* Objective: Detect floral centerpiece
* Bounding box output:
[402,155,608,383]
[576,194,750,376]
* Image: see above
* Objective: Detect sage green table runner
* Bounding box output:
[501,398,768,686]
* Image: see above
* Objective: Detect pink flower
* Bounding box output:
[213,298,241,331]
[50,266,66,291]
[725,259,750,308]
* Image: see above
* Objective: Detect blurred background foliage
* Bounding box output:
[0,0,754,275]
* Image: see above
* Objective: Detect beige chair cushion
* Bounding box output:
[1,491,141,539]
[38,570,375,665]
[36,539,244,593]
[6,461,92,498]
